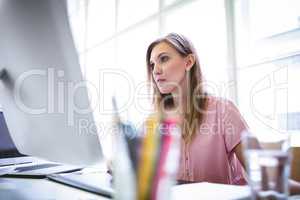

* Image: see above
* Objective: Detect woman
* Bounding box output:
[146,33,300,193]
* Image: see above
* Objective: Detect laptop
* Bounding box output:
[0,111,82,178]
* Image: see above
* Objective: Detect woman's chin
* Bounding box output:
[160,91,170,94]
[158,87,174,94]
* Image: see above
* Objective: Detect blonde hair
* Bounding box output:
[146,33,208,142]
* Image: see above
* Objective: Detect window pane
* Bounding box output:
[67,0,87,53]
[237,56,300,143]
[116,20,159,122]
[163,0,230,97]
[85,40,117,120]
[87,0,116,48]
[86,40,117,70]
[118,0,159,31]
[248,0,300,40]
[234,0,300,66]
[163,0,180,7]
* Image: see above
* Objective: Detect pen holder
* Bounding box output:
[113,116,181,200]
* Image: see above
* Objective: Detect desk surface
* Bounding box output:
[0,176,251,200]
[0,177,108,200]
[1,176,299,200]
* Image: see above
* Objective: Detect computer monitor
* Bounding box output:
[0,0,103,166]
[0,111,25,159]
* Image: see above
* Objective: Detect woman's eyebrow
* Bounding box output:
[150,52,168,63]
[158,52,168,58]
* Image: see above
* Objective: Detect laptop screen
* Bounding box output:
[0,112,24,158]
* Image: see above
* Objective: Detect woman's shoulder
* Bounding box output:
[206,95,234,104]
[207,95,234,106]
[205,95,237,114]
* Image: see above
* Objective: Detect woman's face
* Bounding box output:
[149,42,188,94]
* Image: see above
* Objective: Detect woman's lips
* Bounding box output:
[157,78,166,83]
[157,80,166,86]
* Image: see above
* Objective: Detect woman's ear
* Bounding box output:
[185,54,196,71]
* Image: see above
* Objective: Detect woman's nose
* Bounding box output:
[153,64,162,75]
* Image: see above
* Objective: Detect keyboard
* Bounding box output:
[15,163,61,172]
[47,172,114,198]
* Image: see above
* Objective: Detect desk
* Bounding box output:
[0,177,108,200]
[0,176,251,200]
[1,177,298,200]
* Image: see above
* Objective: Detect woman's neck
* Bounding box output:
[171,78,188,115]
[171,95,185,115]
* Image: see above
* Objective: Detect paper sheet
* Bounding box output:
[172,182,251,200]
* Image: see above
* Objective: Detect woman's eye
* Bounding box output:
[149,63,154,70]
[160,56,169,62]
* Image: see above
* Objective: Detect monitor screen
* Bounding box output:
[0,112,23,158]
[0,0,103,166]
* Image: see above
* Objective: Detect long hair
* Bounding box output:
[146,33,208,142]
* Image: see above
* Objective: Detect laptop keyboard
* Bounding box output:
[15,163,60,172]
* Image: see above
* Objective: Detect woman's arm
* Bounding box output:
[233,142,300,195]
[233,142,246,169]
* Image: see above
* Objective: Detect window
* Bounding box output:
[163,0,229,89]
[233,0,300,145]
[67,0,233,156]
[234,0,300,66]
[118,0,159,31]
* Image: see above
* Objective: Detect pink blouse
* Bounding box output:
[176,96,248,185]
